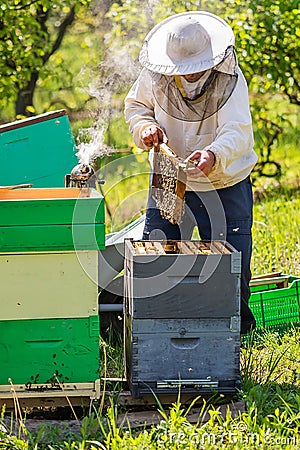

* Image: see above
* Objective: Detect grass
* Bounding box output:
[2,327,300,448]
[252,187,300,276]
[97,150,150,233]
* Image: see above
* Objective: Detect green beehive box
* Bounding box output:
[0,316,100,385]
[0,187,105,252]
[0,110,77,188]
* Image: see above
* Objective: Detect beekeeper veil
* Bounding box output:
[139,11,238,122]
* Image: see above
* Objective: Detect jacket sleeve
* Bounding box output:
[124,69,162,150]
[208,67,256,177]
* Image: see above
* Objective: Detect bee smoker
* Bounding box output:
[65,163,104,188]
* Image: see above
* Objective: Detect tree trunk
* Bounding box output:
[15,72,39,117]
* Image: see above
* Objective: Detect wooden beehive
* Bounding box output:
[124,239,241,398]
[0,186,104,403]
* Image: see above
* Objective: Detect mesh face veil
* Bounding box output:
[150,47,238,122]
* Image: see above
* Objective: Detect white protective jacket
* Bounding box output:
[124,67,258,191]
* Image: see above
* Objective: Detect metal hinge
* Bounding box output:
[231,252,241,273]
[157,378,219,389]
[230,316,240,332]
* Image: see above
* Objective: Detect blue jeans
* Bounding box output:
[143,176,255,331]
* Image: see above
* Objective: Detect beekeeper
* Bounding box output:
[124,11,258,334]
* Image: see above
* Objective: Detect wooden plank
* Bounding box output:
[195,241,213,254]
[0,187,84,200]
[117,401,246,427]
[144,242,157,255]
[211,241,231,254]
[0,381,100,410]
[0,396,91,410]
[134,242,147,255]
[163,243,178,253]
[177,241,194,254]
[209,242,221,254]
[152,242,165,254]
[251,271,282,280]
[187,241,202,254]
[105,389,206,408]
[249,276,289,288]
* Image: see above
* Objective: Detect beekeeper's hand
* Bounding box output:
[141,125,168,148]
[184,150,216,177]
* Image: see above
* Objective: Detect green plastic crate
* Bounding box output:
[249,276,300,328]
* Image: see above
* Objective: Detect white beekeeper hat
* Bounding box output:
[139,11,235,75]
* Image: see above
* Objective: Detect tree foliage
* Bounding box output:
[223,0,299,177]
[0,0,91,117]
[107,0,299,177]
[107,0,299,105]
[225,0,299,106]
[1,0,298,179]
